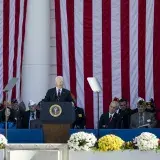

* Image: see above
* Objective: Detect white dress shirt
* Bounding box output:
[109,113,114,118]
[56,87,62,96]
[30,111,36,120]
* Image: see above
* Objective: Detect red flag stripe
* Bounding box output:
[102,0,112,113]
[120,0,130,102]
[12,0,20,100]
[66,0,77,98]
[138,0,146,99]
[55,0,63,76]
[83,0,94,128]
[3,0,10,101]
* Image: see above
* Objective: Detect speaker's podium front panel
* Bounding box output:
[40,102,75,143]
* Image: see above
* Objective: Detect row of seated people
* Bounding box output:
[0,99,85,129]
[0,97,157,129]
[99,98,157,129]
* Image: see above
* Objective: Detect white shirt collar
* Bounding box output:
[116,109,120,114]
[56,87,62,92]
[109,113,114,117]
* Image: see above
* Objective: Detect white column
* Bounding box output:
[21,0,50,106]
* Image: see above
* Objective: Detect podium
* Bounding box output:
[40,102,75,143]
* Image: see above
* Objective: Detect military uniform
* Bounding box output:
[72,106,86,129]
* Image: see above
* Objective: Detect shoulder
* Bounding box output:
[47,88,56,93]
[62,88,70,94]
[145,112,154,117]
[113,113,119,119]
[101,112,108,118]
[76,107,84,111]
[131,112,138,118]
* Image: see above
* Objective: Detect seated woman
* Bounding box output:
[0,107,16,129]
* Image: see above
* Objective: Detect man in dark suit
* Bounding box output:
[22,100,40,129]
[11,99,26,128]
[42,76,73,102]
[116,98,132,129]
[99,101,120,129]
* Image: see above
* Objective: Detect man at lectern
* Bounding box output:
[42,76,73,102]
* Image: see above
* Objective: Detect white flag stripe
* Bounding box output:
[129,0,139,109]
[16,0,25,101]
[8,0,15,101]
[60,0,70,90]
[111,0,121,99]
[145,0,154,101]
[0,0,3,102]
[74,0,85,109]
[92,0,103,128]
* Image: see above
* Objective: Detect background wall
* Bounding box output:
[50,0,57,88]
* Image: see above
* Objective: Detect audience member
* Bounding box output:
[11,99,26,128]
[130,100,157,128]
[99,101,120,129]
[22,100,40,129]
[71,94,86,129]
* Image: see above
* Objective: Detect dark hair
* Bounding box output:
[119,98,127,103]
[137,100,146,106]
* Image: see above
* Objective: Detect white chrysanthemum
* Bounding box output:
[134,132,159,151]
[67,132,97,151]
[0,134,7,145]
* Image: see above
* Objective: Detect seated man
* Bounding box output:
[22,100,40,129]
[117,98,133,129]
[99,101,120,129]
[71,93,86,129]
[11,99,26,128]
[72,102,86,129]
[130,100,157,128]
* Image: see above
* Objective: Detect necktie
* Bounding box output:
[139,113,144,126]
[58,89,61,97]
[109,115,112,122]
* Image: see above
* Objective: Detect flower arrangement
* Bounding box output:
[97,134,124,151]
[68,132,160,152]
[67,132,97,151]
[0,134,7,149]
[133,132,159,151]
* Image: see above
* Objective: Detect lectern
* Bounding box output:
[40,102,75,143]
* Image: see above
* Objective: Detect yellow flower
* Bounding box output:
[97,134,124,151]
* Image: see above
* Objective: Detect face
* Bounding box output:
[146,103,152,109]
[29,105,36,112]
[119,101,127,110]
[55,77,63,89]
[137,104,145,113]
[109,104,117,114]
[5,108,11,117]
[12,103,19,110]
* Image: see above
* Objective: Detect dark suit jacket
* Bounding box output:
[42,88,73,102]
[21,110,40,129]
[117,109,132,129]
[99,112,119,129]
[72,106,86,129]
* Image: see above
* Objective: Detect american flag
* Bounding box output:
[0,0,27,102]
[54,0,160,128]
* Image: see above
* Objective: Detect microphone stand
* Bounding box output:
[4,90,9,139]
[97,92,100,139]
